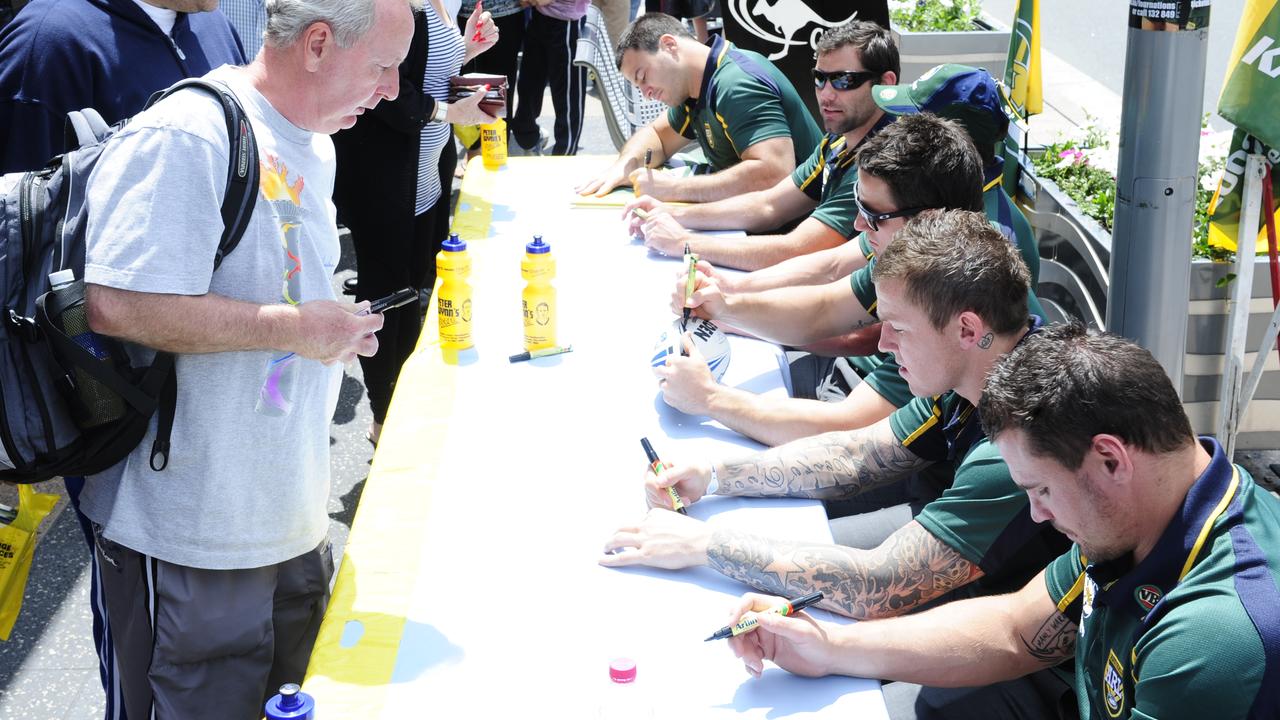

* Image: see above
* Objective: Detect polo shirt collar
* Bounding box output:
[687,34,729,114]
[1089,437,1237,615]
[983,157,1005,193]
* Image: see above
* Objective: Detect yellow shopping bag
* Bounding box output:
[0,485,59,640]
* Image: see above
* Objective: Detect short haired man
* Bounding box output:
[602,211,1067,631]
[80,0,414,716]
[576,12,822,204]
[725,323,1280,720]
[0,0,246,173]
[621,20,899,270]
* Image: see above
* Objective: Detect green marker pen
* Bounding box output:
[704,591,824,641]
[640,437,686,514]
[682,244,697,332]
[508,344,573,363]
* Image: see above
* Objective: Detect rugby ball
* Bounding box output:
[651,317,731,381]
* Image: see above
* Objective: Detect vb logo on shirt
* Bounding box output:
[1103,649,1126,718]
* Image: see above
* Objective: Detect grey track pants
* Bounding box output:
[91,526,333,720]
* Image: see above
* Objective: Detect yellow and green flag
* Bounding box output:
[1210,0,1280,254]
[1001,0,1041,195]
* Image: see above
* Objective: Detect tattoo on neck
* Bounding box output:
[978,332,994,349]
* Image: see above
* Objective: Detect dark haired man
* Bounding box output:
[623,19,899,270]
[724,322,1280,720]
[576,12,820,203]
[602,212,1067,660]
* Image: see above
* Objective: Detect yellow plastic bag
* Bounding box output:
[0,485,59,640]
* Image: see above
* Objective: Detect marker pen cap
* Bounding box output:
[609,658,637,684]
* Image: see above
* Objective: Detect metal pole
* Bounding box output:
[1217,154,1266,458]
[1107,1,1211,393]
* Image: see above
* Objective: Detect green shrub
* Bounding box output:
[890,0,984,33]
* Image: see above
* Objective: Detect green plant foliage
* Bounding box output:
[890,0,984,32]
[1030,130,1231,261]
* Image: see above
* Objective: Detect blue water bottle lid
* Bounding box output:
[443,232,467,252]
[526,234,550,254]
[264,683,315,720]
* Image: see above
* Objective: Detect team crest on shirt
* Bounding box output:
[703,122,716,149]
[1103,649,1126,717]
[1135,584,1163,612]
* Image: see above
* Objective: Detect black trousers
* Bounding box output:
[351,141,457,424]
[510,11,585,155]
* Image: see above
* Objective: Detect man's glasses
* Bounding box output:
[854,183,927,232]
[811,69,879,91]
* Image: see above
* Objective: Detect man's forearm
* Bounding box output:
[672,189,782,232]
[713,423,926,500]
[820,585,1076,687]
[705,388,887,448]
[662,159,789,204]
[736,241,864,293]
[87,285,295,355]
[707,522,980,620]
[721,284,872,347]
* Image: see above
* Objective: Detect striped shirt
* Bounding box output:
[416,2,465,215]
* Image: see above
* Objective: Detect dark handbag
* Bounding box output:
[447,73,508,118]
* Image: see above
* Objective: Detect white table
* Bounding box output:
[304,157,887,719]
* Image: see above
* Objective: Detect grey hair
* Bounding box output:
[264,0,422,49]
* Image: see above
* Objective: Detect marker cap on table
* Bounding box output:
[609,658,637,684]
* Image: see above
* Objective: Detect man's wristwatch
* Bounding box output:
[432,101,450,124]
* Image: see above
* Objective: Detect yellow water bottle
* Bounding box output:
[480,118,507,170]
[436,233,473,349]
[521,235,556,351]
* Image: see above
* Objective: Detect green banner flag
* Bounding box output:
[1217,0,1280,148]
[1001,0,1041,195]
[1208,130,1278,254]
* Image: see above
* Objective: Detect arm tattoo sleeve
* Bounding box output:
[1021,611,1077,665]
[706,522,983,620]
[716,424,929,500]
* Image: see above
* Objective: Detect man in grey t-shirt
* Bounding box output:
[80,0,417,717]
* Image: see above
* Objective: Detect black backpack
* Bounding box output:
[0,78,259,483]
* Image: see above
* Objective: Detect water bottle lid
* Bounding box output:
[526,235,550,254]
[278,684,302,710]
[608,658,637,684]
[443,233,467,252]
[264,682,315,719]
[48,269,76,286]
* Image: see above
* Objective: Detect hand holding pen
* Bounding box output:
[641,437,686,514]
[707,592,824,641]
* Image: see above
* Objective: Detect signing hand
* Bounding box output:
[727,592,837,679]
[639,211,692,258]
[599,507,713,569]
[628,166,681,199]
[638,457,712,510]
[621,195,667,236]
[655,332,718,415]
[670,260,729,320]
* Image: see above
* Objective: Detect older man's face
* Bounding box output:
[310,0,415,134]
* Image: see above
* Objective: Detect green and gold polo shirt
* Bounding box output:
[1045,437,1280,719]
[667,35,820,176]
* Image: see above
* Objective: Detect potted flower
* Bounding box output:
[889,0,1011,84]
[1019,128,1279,449]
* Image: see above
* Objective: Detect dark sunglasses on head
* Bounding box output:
[854,183,928,232]
[811,69,879,91]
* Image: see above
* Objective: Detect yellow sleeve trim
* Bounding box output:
[1179,466,1240,580]
[901,398,942,447]
[1056,568,1087,613]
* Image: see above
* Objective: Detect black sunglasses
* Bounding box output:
[811,69,879,91]
[853,183,927,232]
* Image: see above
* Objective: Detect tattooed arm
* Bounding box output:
[713,417,930,500]
[707,522,983,619]
[728,568,1078,687]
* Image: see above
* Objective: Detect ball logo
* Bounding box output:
[1134,584,1163,612]
[1103,649,1126,718]
[726,0,862,60]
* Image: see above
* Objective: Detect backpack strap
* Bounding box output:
[145,78,260,271]
[139,78,262,471]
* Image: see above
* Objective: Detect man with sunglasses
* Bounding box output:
[622,20,898,271]
[654,67,1044,455]
[576,13,821,203]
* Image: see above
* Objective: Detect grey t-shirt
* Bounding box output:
[80,65,342,570]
